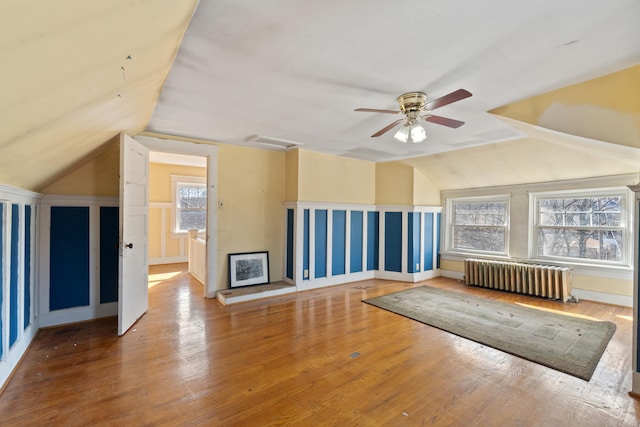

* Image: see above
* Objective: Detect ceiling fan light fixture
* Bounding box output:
[410,122,427,143]
[394,121,427,143]
[393,123,410,143]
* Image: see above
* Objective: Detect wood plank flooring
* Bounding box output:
[1,263,639,426]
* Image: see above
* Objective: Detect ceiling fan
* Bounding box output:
[354,88,472,143]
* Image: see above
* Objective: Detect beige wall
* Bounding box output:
[296,149,375,204]
[412,168,441,206]
[149,163,206,202]
[375,162,416,205]
[40,137,120,196]
[216,145,286,289]
[285,149,299,201]
[490,64,640,150]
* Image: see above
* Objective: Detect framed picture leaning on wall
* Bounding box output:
[228,251,270,288]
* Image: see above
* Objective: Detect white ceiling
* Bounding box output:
[146,0,640,162]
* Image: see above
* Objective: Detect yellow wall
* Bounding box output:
[375,162,414,205]
[572,274,631,297]
[296,149,375,204]
[216,145,286,289]
[285,149,299,201]
[412,168,441,205]
[149,163,206,202]
[40,136,120,196]
[490,64,640,150]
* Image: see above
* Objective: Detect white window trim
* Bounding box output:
[170,175,207,238]
[528,186,632,268]
[444,194,510,257]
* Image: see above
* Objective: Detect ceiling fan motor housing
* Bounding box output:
[397,92,427,114]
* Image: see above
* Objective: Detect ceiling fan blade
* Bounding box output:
[371,119,404,137]
[424,89,472,111]
[355,108,400,114]
[423,114,465,129]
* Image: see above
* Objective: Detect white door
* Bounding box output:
[118,133,149,336]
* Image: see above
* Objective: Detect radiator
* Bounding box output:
[464,258,573,302]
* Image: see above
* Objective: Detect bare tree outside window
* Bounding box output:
[177,184,207,231]
[537,196,623,262]
[452,200,507,253]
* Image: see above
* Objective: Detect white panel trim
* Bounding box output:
[295,271,374,291]
[39,303,117,328]
[39,196,121,329]
[0,191,40,391]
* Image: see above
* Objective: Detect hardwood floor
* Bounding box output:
[1,263,639,426]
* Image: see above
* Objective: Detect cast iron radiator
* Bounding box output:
[464,258,573,302]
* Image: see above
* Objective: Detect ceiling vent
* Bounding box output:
[245,135,304,150]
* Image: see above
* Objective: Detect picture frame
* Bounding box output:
[228,251,270,288]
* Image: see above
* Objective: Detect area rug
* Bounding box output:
[363,286,616,381]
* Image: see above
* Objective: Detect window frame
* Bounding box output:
[170,175,207,237]
[529,187,631,267]
[444,194,510,257]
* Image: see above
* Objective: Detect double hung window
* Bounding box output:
[447,196,509,255]
[171,175,207,234]
[532,190,628,265]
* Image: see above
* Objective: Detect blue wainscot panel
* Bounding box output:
[350,211,363,273]
[315,210,327,278]
[9,204,19,347]
[286,208,294,279]
[303,209,309,280]
[423,212,434,271]
[384,212,402,272]
[50,207,90,310]
[99,207,119,304]
[23,205,31,329]
[367,211,379,271]
[407,212,420,273]
[436,212,441,269]
[332,210,346,276]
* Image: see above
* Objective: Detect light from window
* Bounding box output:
[177,183,207,231]
[451,199,508,253]
[535,195,624,263]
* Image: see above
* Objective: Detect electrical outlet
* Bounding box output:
[416,263,420,271]
[303,269,309,279]
[218,200,224,208]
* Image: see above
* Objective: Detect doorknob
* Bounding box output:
[125,243,133,249]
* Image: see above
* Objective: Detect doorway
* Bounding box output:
[129,134,218,298]
[147,150,207,285]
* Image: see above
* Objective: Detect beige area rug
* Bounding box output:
[363,286,616,381]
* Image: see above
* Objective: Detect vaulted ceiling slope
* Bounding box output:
[147,0,640,165]
[1,1,639,192]
[0,0,198,191]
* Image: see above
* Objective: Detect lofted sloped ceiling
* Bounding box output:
[147,0,640,171]
[1,1,639,192]
[0,0,198,191]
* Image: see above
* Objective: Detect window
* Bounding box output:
[447,196,509,254]
[171,175,207,234]
[532,189,629,265]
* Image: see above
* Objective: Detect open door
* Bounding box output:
[118,133,149,336]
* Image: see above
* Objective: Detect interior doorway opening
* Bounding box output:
[148,150,208,289]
